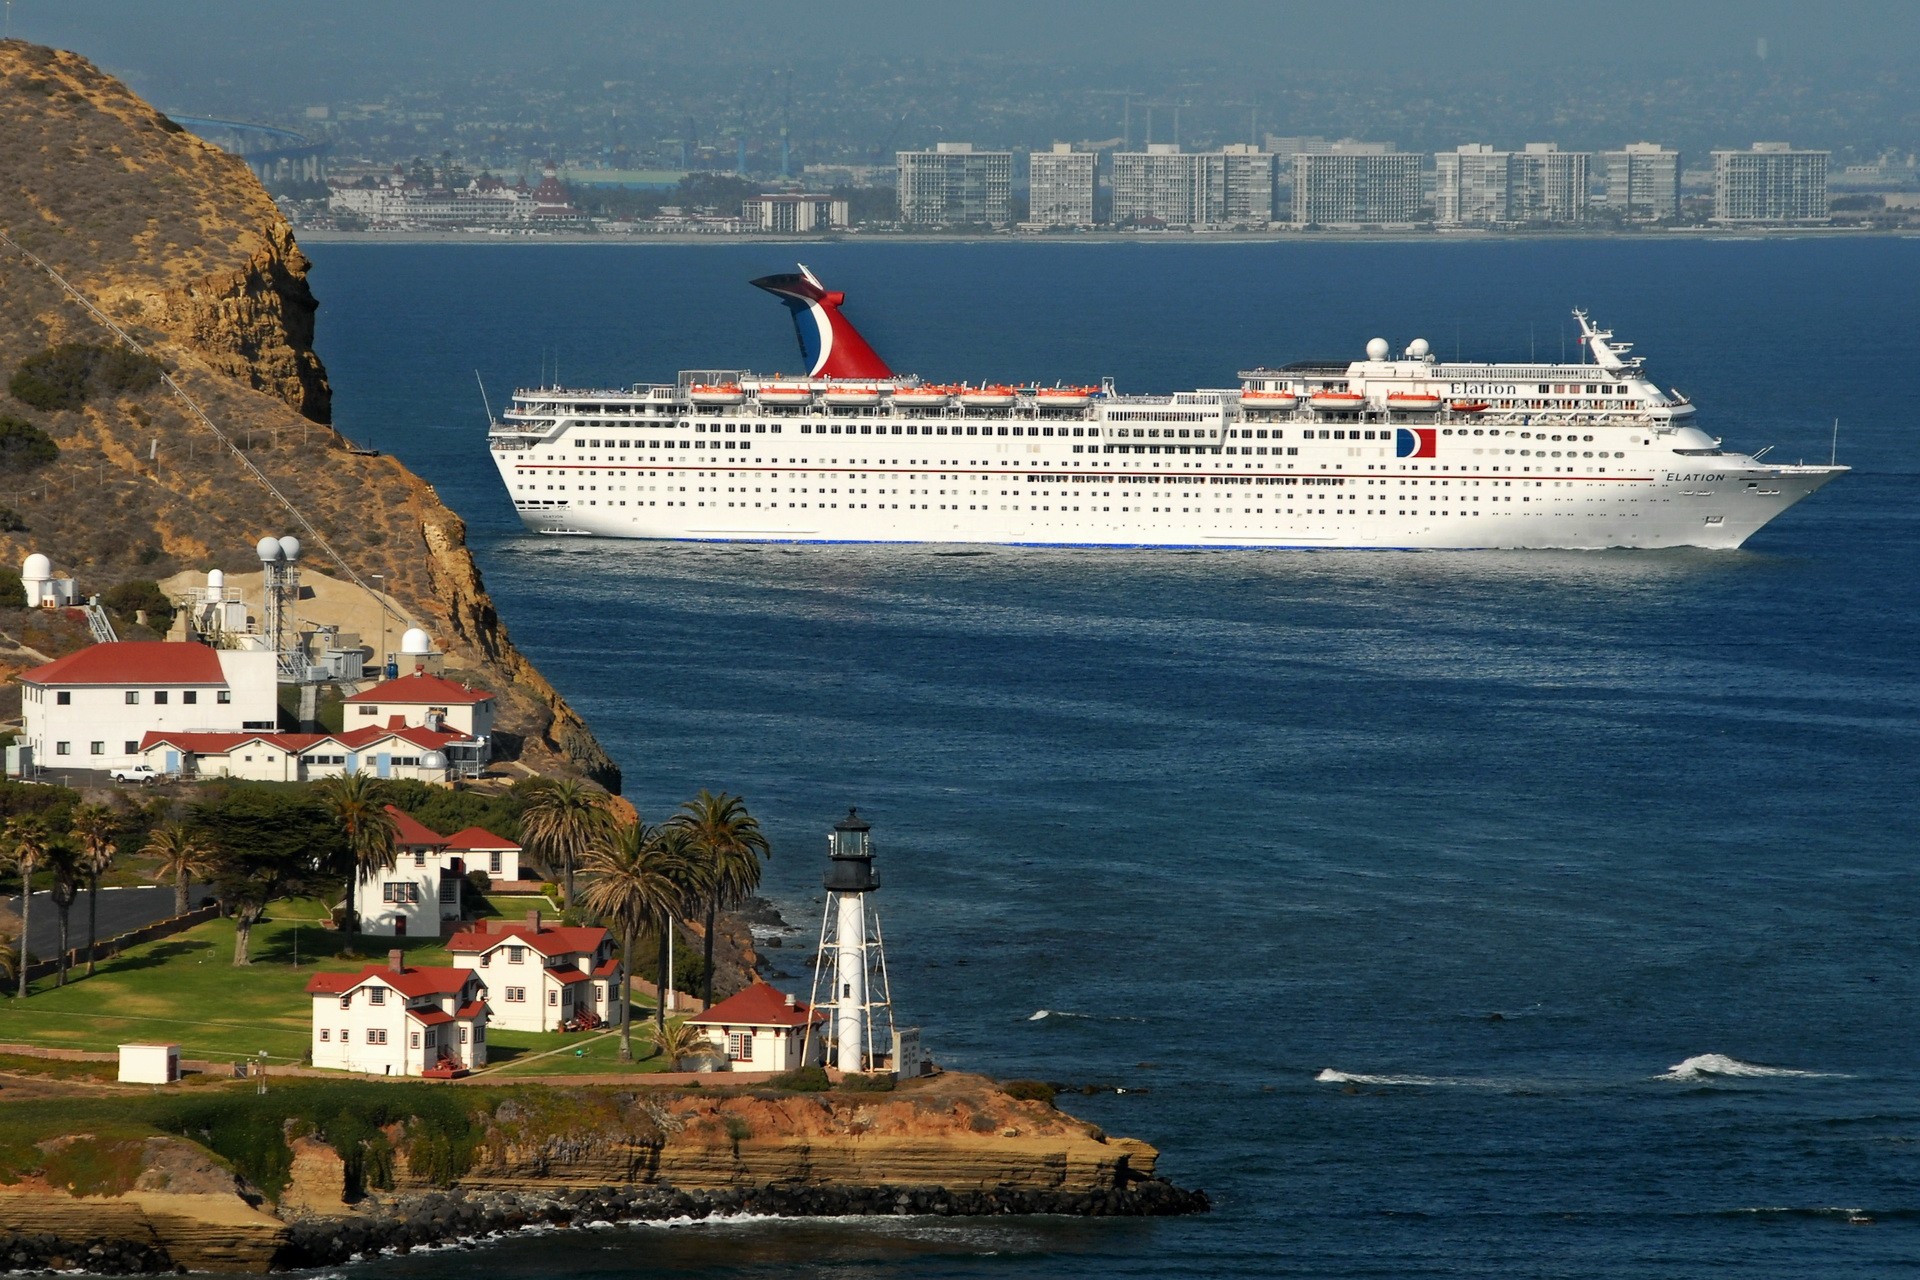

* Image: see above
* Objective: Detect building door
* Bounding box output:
[394,915,406,937]
[164,750,179,775]
[376,753,392,778]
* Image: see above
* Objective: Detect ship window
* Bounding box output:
[892,425,903,434]
[997,427,1008,436]
[967,427,979,436]
[724,424,736,433]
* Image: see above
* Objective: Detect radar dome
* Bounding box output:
[421,751,449,771]
[207,569,225,589]
[400,627,433,656]
[1407,338,1431,358]
[277,535,302,562]
[256,536,284,563]
[21,553,50,580]
[1366,337,1390,360]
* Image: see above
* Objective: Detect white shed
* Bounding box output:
[118,1042,180,1084]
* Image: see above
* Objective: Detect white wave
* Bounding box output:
[1027,1009,1145,1023]
[1315,1068,1472,1087]
[1657,1053,1843,1082]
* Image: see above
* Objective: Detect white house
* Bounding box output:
[20,641,278,771]
[344,670,496,742]
[688,981,824,1073]
[349,806,463,938]
[139,724,475,784]
[446,912,622,1032]
[305,952,488,1077]
[442,827,523,882]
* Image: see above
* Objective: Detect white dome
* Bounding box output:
[277,535,302,562]
[1407,337,1431,358]
[256,536,283,563]
[207,569,225,589]
[400,627,433,655]
[1366,337,1390,360]
[21,553,50,580]
[420,751,448,771]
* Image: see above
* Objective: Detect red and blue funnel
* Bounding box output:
[750,264,894,380]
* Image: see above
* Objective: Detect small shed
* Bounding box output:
[118,1042,180,1084]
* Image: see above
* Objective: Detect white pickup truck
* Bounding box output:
[109,764,157,784]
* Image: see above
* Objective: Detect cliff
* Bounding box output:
[0,40,615,786]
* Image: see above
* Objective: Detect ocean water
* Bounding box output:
[306,238,1920,1278]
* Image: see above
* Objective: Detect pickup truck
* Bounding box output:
[109,765,158,784]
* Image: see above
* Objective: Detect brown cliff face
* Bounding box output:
[0,40,616,786]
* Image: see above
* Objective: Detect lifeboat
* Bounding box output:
[1448,400,1491,414]
[958,384,1019,409]
[687,383,746,406]
[1385,392,1443,414]
[754,382,814,406]
[1034,385,1097,410]
[891,384,952,407]
[1308,390,1367,413]
[821,385,885,408]
[1242,389,1299,411]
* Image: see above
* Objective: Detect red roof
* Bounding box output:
[335,724,472,751]
[445,921,608,958]
[442,826,519,852]
[553,968,590,986]
[140,726,471,756]
[24,641,227,687]
[345,671,495,706]
[384,805,449,848]
[408,1008,455,1026]
[691,981,819,1028]
[305,964,475,999]
[456,1000,486,1019]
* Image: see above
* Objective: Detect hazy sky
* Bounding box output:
[12,0,1920,76]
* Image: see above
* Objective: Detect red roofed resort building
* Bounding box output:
[306,951,489,1077]
[447,911,623,1032]
[19,641,278,771]
[344,670,495,770]
[688,981,825,1072]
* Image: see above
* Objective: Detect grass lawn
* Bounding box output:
[481,1019,675,1077]
[0,900,461,1065]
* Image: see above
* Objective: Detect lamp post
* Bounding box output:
[371,574,388,678]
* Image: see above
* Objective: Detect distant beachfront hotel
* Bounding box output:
[1713,143,1830,223]
[1028,143,1096,226]
[1436,143,1590,225]
[1290,147,1422,227]
[895,142,1013,227]
[1110,143,1275,228]
[1601,143,1682,221]
[742,193,850,233]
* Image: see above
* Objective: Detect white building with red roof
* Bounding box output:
[447,910,622,1032]
[344,670,496,753]
[347,804,489,938]
[442,826,522,882]
[306,950,489,1076]
[137,723,475,784]
[19,641,278,771]
[688,981,824,1072]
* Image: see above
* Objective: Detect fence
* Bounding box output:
[18,903,221,984]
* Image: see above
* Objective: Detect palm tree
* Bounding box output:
[71,804,118,978]
[673,790,771,1009]
[649,1016,706,1070]
[315,773,397,941]
[143,823,213,918]
[519,777,612,910]
[578,818,693,1062]
[43,840,84,988]
[3,817,50,999]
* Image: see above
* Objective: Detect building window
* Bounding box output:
[509,946,525,963]
[489,852,503,874]
[370,1029,387,1044]
[439,879,456,903]
[339,995,351,1009]
[125,691,139,705]
[340,1028,350,1042]
[320,1028,331,1041]
[594,984,604,1002]
[727,1032,754,1062]
[382,882,419,903]
[89,742,103,756]
[480,952,491,967]
[548,989,558,1006]
[218,691,231,704]
[413,851,426,867]
[55,691,69,705]
[370,988,386,1005]
[358,705,379,716]
[183,691,197,705]
[154,691,168,705]
[124,741,138,754]
[410,1032,420,1048]
[459,1027,469,1044]
[55,742,69,756]
[506,986,526,1002]
[474,1025,485,1043]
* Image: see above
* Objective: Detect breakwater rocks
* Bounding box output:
[0,1234,173,1276]
[278,1180,1210,1269]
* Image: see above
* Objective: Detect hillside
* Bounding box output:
[0,40,616,786]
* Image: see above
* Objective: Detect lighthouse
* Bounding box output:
[806,808,896,1074]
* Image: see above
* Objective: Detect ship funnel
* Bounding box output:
[750,264,894,380]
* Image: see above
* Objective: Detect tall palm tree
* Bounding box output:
[578,818,694,1062]
[44,840,83,988]
[673,790,771,1008]
[3,817,50,999]
[143,823,213,918]
[519,777,612,910]
[71,804,118,978]
[315,773,397,941]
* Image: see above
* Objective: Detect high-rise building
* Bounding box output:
[1509,143,1590,222]
[1027,143,1096,226]
[1112,145,1224,227]
[1221,144,1276,225]
[1601,143,1682,221]
[1435,144,1511,225]
[742,194,850,233]
[1712,143,1829,222]
[895,142,1014,226]
[1290,151,1422,226]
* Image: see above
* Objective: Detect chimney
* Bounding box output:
[526,909,542,931]
[784,992,797,1008]
[388,949,405,973]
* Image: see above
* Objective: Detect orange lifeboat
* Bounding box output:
[687,383,747,406]
[1449,400,1492,414]
[1308,389,1367,413]
[754,381,814,406]
[892,384,953,407]
[1034,385,1097,410]
[958,384,1019,409]
[821,384,885,408]
[1385,392,1442,414]
[1242,389,1300,411]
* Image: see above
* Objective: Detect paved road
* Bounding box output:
[2,884,214,958]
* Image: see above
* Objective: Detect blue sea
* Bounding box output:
[306,237,1920,1279]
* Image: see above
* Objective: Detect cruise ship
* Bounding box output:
[487,266,1843,549]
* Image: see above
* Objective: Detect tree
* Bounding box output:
[189,787,335,965]
[647,824,710,1031]
[578,818,693,1061]
[673,790,771,1008]
[43,839,83,987]
[519,777,612,909]
[2,816,49,997]
[649,1016,706,1070]
[143,822,213,918]
[315,773,397,941]
[71,803,118,977]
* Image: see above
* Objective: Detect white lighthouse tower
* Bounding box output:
[805,808,897,1075]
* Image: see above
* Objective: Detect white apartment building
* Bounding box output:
[895,143,1014,226]
[343,670,496,743]
[306,953,489,1077]
[1435,144,1513,225]
[19,641,278,771]
[1713,143,1830,222]
[1111,144,1274,229]
[742,194,851,233]
[139,724,475,784]
[1602,143,1682,221]
[447,913,623,1033]
[689,980,824,1072]
[1509,143,1590,223]
[1027,143,1096,226]
[1290,151,1423,227]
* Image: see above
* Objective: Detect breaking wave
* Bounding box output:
[1656,1053,1844,1082]
[1027,1009,1146,1023]
[1315,1068,1476,1087]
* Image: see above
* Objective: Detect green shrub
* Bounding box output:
[722,1115,753,1143]
[0,507,25,534]
[8,343,160,412]
[101,579,174,629]
[770,1065,830,1093]
[0,576,24,607]
[838,1072,896,1093]
[1001,1079,1057,1106]
[0,416,58,469]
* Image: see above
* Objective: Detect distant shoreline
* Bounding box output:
[294,226,1920,247]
